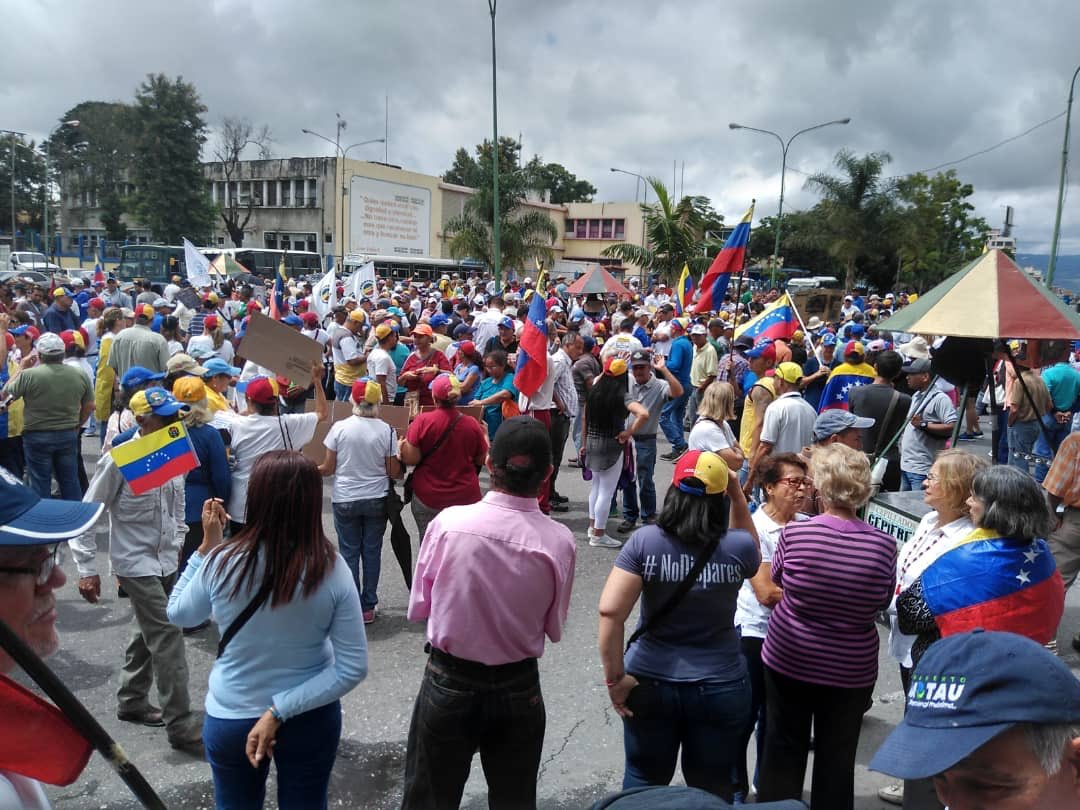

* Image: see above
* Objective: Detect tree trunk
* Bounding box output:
[844,257,856,292]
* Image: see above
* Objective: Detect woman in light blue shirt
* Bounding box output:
[168,450,367,810]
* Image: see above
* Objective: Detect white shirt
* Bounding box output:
[520,354,554,410]
[887,511,974,668]
[0,773,50,809]
[735,509,808,639]
[366,346,397,400]
[227,412,319,522]
[687,418,737,452]
[323,416,397,502]
[472,306,504,359]
[760,391,817,454]
[651,321,673,357]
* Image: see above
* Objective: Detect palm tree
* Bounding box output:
[804,150,897,290]
[602,177,721,284]
[445,170,558,274]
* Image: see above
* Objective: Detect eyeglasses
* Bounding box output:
[925,472,941,482]
[0,545,61,586]
[778,476,812,490]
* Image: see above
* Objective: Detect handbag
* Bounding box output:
[617,440,636,489]
[217,581,273,659]
[403,412,463,504]
[624,535,719,653]
[501,397,521,419]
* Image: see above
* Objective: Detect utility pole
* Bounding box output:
[488,0,502,288]
[1047,63,1080,288]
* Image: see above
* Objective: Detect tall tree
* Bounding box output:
[804,149,897,290]
[522,157,596,203]
[748,211,836,276]
[131,74,215,244]
[443,137,520,185]
[444,161,557,273]
[210,116,273,247]
[0,135,46,238]
[601,177,722,283]
[894,170,990,292]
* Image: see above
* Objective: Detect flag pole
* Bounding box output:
[788,294,822,363]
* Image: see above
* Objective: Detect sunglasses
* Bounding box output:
[0,544,61,586]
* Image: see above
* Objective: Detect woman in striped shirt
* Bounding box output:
[757,443,896,810]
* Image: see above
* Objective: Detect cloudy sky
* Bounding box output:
[5,0,1080,253]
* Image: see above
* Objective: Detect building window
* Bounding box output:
[565,219,574,235]
[280,183,290,207]
[614,219,626,239]
[588,219,600,239]
[266,182,277,206]
[601,219,613,239]
[217,236,225,246]
[264,232,277,249]
[575,220,587,239]
[325,233,333,244]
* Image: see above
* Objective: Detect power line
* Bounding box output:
[912,111,1065,174]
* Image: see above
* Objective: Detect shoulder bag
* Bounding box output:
[624,535,719,653]
[403,412,462,504]
[217,580,273,659]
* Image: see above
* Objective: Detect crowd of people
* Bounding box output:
[1,265,1080,810]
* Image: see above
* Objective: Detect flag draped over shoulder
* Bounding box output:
[110,422,200,495]
[692,203,753,314]
[817,361,875,412]
[269,252,288,320]
[514,290,549,398]
[675,264,694,315]
[733,292,799,342]
[921,528,1065,643]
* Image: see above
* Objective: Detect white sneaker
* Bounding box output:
[877,783,903,806]
[588,533,623,549]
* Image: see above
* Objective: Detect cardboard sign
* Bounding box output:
[379,404,411,437]
[301,399,351,464]
[238,312,324,385]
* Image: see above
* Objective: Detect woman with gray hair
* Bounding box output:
[898,464,1065,665]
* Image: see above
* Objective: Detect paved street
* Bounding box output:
[33,421,1080,809]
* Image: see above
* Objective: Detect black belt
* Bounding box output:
[634,433,656,440]
[425,643,537,677]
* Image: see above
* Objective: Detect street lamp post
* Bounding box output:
[729,117,851,287]
[1046,63,1080,289]
[1,129,26,249]
[301,126,384,265]
[488,0,502,289]
[43,119,79,260]
[610,167,649,205]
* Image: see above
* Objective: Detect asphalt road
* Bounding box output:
[32,418,1080,809]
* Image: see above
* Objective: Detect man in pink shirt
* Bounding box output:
[403,416,576,809]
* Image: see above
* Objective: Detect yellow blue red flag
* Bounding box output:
[110,422,199,495]
[693,203,754,314]
[675,264,694,315]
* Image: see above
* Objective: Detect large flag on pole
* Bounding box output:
[269,252,288,320]
[311,260,337,320]
[692,203,754,314]
[675,264,694,315]
[513,288,549,398]
[734,292,799,342]
[182,238,212,288]
[92,245,105,286]
[349,261,376,301]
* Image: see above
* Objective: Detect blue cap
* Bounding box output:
[0,466,105,546]
[452,323,475,338]
[744,339,774,359]
[870,630,1080,780]
[498,316,515,330]
[121,366,166,389]
[9,324,32,337]
[132,386,188,417]
[849,323,866,338]
[202,358,241,378]
[820,332,838,347]
[812,410,875,442]
[429,313,450,328]
[570,308,585,322]
[282,314,303,327]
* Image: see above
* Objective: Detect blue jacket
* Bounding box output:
[184,423,232,524]
[42,304,78,335]
[667,336,693,385]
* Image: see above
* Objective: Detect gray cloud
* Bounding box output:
[4,0,1079,252]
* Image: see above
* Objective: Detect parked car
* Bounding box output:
[0,269,51,286]
[8,252,62,275]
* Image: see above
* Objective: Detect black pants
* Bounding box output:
[734,636,767,795]
[548,410,571,496]
[181,522,204,574]
[402,649,545,810]
[899,665,945,810]
[0,436,24,479]
[757,666,872,810]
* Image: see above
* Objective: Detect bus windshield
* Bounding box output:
[117,245,184,284]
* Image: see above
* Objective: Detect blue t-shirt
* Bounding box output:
[453,363,481,405]
[666,337,693,385]
[632,325,651,348]
[475,374,518,439]
[615,524,759,683]
[1042,363,1080,412]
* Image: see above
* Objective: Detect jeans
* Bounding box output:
[115,573,199,744]
[659,389,690,451]
[994,408,1009,464]
[402,651,545,809]
[0,436,24,479]
[572,406,584,453]
[204,700,342,810]
[622,436,658,522]
[333,380,352,401]
[1033,412,1071,483]
[735,636,767,795]
[1008,419,1040,473]
[22,429,81,500]
[758,666,872,810]
[332,498,387,611]
[622,674,751,801]
[410,494,441,546]
[899,470,927,491]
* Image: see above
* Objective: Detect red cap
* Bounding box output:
[301,312,319,326]
[295,299,309,312]
[203,315,219,331]
[245,377,279,405]
[844,340,865,358]
[88,297,105,310]
[247,301,262,313]
[137,304,154,320]
[458,340,476,356]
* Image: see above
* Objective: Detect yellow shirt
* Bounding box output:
[206,387,230,413]
[739,376,776,456]
[94,334,116,421]
[3,359,23,437]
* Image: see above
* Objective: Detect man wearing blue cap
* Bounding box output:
[0,466,104,803]
[42,287,79,335]
[871,629,1080,810]
[70,387,204,755]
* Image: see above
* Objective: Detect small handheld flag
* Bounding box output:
[110,423,200,495]
[693,202,754,314]
[514,289,549,398]
[675,264,695,315]
[269,252,288,320]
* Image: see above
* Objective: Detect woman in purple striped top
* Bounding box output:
[757,443,896,810]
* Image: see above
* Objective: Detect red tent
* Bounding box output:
[565,265,632,297]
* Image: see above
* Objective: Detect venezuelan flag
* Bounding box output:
[675,264,695,315]
[269,252,288,320]
[817,361,875,412]
[110,422,200,495]
[692,203,753,314]
[734,293,799,342]
[921,528,1065,644]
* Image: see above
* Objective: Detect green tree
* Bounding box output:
[522,157,596,203]
[443,147,481,187]
[804,149,897,291]
[748,211,836,277]
[131,74,215,243]
[601,177,722,283]
[444,162,557,274]
[443,137,520,186]
[894,170,990,292]
[0,135,46,238]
